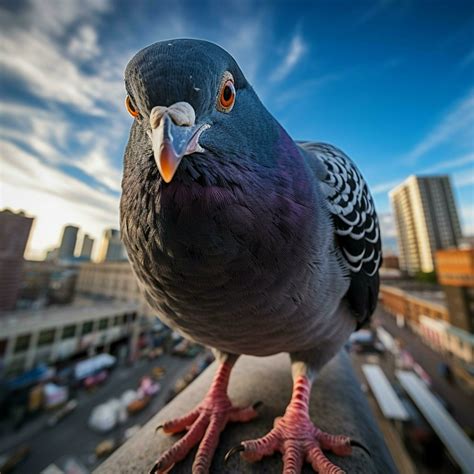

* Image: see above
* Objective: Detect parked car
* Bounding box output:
[127,396,150,414]
[89,399,121,432]
[151,366,166,379]
[83,370,108,390]
[95,439,117,458]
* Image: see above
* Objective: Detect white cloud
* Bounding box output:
[75,139,123,193]
[460,204,474,237]
[371,152,474,196]
[0,0,125,116]
[273,72,344,110]
[378,211,397,238]
[421,152,474,174]
[371,179,402,196]
[270,33,306,83]
[68,24,100,61]
[405,88,474,163]
[0,99,126,194]
[453,170,474,189]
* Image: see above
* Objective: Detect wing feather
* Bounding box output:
[299,142,382,326]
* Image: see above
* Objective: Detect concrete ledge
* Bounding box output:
[95,351,396,473]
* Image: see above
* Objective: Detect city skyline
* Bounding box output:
[1,0,473,259]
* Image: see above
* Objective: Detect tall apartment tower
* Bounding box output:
[80,234,94,260]
[98,229,127,262]
[390,175,462,274]
[0,209,34,311]
[58,225,79,261]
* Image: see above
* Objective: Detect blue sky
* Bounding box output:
[1,0,473,258]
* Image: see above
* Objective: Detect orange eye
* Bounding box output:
[218,78,235,112]
[125,95,139,118]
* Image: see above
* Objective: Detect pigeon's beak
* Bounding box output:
[149,113,208,183]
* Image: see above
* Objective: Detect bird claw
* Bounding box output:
[252,400,263,410]
[350,439,371,458]
[148,461,174,474]
[224,444,245,463]
[155,424,163,434]
[148,461,159,474]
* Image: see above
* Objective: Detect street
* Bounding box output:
[373,308,474,432]
[0,354,200,473]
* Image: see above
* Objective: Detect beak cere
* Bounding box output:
[148,102,206,183]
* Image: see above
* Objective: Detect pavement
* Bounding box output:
[0,353,200,473]
[373,308,474,433]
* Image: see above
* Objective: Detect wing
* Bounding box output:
[299,142,382,327]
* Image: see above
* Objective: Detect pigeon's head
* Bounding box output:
[124,39,279,184]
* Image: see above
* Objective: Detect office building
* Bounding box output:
[390,175,462,274]
[0,301,138,376]
[58,225,79,261]
[80,234,94,260]
[97,229,127,262]
[77,261,155,318]
[0,209,34,311]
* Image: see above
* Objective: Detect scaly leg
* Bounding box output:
[225,375,369,474]
[150,357,258,473]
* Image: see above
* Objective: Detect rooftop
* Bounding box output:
[380,283,447,310]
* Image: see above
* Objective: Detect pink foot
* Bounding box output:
[225,376,369,474]
[149,361,258,474]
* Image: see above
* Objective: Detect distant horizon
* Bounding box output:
[1,0,473,259]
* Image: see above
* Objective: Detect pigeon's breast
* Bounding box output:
[122,172,346,355]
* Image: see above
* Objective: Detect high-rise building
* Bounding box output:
[0,209,34,311]
[80,234,94,260]
[58,225,79,261]
[390,175,462,274]
[97,229,127,262]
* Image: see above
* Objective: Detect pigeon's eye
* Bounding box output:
[125,95,139,118]
[217,76,235,113]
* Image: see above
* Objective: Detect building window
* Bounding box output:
[14,334,31,353]
[98,318,108,330]
[38,329,55,347]
[82,321,93,335]
[62,325,76,339]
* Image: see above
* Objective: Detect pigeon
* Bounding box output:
[120,39,382,474]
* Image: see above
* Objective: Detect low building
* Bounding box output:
[0,301,138,376]
[380,284,449,326]
[436,248,474,332]
[418,315,473,364]
[76,261,156,318]
[382,254,400,270]
[19,260,78,307]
